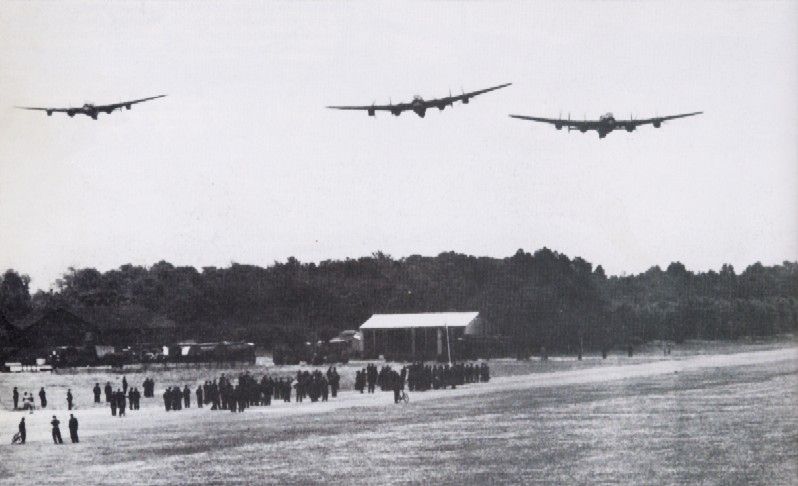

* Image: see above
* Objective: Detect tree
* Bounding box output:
[0,269,32,320]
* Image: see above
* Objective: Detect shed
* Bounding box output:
[359,312,486,361]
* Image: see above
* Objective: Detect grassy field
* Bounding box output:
[0,343,796,485]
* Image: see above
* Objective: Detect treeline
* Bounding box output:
[1,250,796,352]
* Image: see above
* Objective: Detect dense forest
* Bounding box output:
[1,249,796,353]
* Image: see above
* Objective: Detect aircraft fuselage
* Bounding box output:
[65,104,121,120]
[597,113,616,138]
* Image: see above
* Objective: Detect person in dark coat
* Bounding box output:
[196,385,203,408]
[68,414,79,443]
[51,416,63,444]
[66,389,74,410]
[163,388,171,411]
[117,390,126,417]
[13,387,19,410]
[110,393,117,416]
[172,387,182,411]
[122,376,128,394]
[39,387,47,408]
[17,417,26,444]
[104,382,112,403]
[183,385,191,408]
[93,383,101,403]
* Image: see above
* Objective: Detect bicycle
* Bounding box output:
[397,390,410,404]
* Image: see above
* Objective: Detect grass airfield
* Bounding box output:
[0,342,796,485]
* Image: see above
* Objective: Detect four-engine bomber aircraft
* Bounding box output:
[16,94,167,120]
[327,83,512,118]
[508,111,703,138]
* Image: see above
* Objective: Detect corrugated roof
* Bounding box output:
[360,312,479,330]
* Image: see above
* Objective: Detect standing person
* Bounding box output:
[68,414,79,443]
[172,387,181,411]
[392,370,402,403]
[196,385,203,408]
[122,376,128,394]
[183,385,191,409]
[13,387,19,410]
[330,368,340,398]
[110,392,117,416]
[39,387,47,408]
[17,417,26,444]
[117,390,126,417]
[93,383,101,403]
[104,382,112,403]
[163,388,171,411]
[51,416,63,444]
[131,387,140,410]
[66,389,74,410]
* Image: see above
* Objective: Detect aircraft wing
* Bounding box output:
[508,114,602,130]
[434,82,513,107]
[327,103,412,114]
[617,111,703,128]
[96,94,167,111]
[15,106,71,113]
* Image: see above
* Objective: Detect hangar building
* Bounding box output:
[359,311,488,361]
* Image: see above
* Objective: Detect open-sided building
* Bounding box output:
[359,311,490,361]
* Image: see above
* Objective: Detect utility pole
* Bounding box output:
[445,324,452,365]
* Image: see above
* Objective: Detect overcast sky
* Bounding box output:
[1,1,796,290]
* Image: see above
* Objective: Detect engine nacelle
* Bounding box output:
[462,97,470,104]
[126,104,132,110]
[653,121,661,128]
[392,110,401,116]
[67,111,75,117]
[579,128,587,133]
[626,126,635,132]
[555,124,562,130]
[437,104,445,111]
[367,108,375,117]
[46,110,53,116]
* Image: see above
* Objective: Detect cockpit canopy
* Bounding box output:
[412,95,423,102]
[600,112,615,121]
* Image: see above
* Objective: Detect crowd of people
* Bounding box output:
[89,378,144,417]
[406,361,490,391]
[158,366,343,413]
[8,361,492,444]
[352,361,491,403]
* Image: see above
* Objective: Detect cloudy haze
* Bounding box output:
[0,1,796,290]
